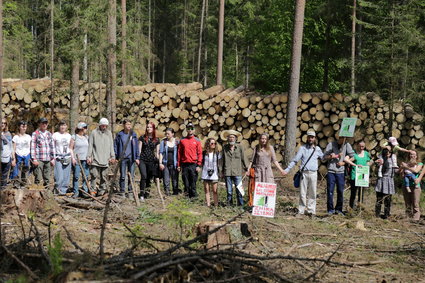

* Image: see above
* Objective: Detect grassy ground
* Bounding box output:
[2,173,425,282]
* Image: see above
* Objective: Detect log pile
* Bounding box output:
[2,79,424,170]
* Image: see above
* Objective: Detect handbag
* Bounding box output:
[293,146,316,188]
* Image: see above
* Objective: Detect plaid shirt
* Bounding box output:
[31,130,54,161]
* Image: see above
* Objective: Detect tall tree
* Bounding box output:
[284,0,306,166]
[106,0,117,131]
[121,0,127,85]
[50,0,54,127]
[216,0,224,85]
[70,60,80,131]
[197,0,206,82]
[351,0,356,95]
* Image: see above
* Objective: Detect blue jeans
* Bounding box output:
[404,173,416,187]
[1,162,11,189]
[226,176,244,206]
[73,160,90,195]
[120,158,135,193]
[163,164,179,195]
[11,154,30,180]
[54,160,72,194]
[326,173,345,213]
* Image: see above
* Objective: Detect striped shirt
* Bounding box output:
[31,130,54,161]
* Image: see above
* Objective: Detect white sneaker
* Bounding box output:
[140,196,145,201]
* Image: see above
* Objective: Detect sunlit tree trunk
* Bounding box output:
[284,0,306,166]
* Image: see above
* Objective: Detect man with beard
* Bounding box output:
[87,118,115,196]
[283,130,324,217]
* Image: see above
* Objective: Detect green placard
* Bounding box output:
[355,166,370,187]
[339,118,357,137]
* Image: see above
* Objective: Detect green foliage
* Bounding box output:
[162,198,200,240]
[138,207,162,224]
[47,233,63,276]
[5,275,28,283]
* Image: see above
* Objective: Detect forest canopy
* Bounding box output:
[3,0,425,117]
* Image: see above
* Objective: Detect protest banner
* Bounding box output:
[252,182,277,218]
[339,117,357,137]
[355,166,370,187]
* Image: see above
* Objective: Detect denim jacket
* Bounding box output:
[159,138,179,167]
[114,130,139,162]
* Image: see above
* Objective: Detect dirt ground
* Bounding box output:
[1,174,424,282]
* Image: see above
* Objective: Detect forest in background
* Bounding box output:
[2,0,425,118]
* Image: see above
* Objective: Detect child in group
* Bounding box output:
[383,137,411,168]
[375,148,398,219]
[400,152,422,193]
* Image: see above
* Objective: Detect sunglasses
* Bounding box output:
[210,142,216,145]
[187,127,194,130]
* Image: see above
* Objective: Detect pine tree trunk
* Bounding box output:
[197,0,206,82]
[83,33,88,81]
[50,0,55,128]
[70,60,80,131]
[203,0,209,87]
[106,0,117,132]
[284,0,306,166]
[0,0,4,196]
[216,0,224,85]
[121,0,127,85]
[147,0,151,82]
[351,0,356,95]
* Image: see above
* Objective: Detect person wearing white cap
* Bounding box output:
[283,130,324,217]
[87,118,115,196]
[70,122,89,197]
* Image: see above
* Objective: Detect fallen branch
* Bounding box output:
[1,244,39,280]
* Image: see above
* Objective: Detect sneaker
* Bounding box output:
[336,210,345,216]
[140,196,145,201]
[328,210,335,215]
[406,186,412,193]
[72,193,79,198]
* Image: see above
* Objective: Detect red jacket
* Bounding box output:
[177,135,203,166]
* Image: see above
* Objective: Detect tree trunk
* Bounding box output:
[83,33,88,81]
[70,59,80,131]
[147,0,151,82]
[106,0,117,132]
[0,0,4,204]
[245,45,250,88]
[284,0,306,166]
[162,39,166,83]
[203,0,209,87]
[350,0,356,95]
[50,0,54,129]
[322,21,330,92]
[197,0,206,82]
[216,0,224,85]
[121,0,127,85]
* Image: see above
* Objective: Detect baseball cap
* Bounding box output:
[77,122,88,129]
[306,130,316,137]
[388,137,399,146]
[38,117,48,124]
[99,118,109,126]
[186,122,194,129]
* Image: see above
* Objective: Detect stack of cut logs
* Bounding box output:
[2,79,424,175]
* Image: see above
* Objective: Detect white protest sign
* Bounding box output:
[339,117,357,138]
[252,182,277,218]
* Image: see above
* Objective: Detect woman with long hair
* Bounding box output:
[1,118,15,188]
[201,138,221,207]
[375,148,397,219]
[52,120,73,195]
[159,128,180,195]
[138,122,160,199]
[70,122,89,198]
[246,133,285,206]
[400,150,423,220]
[11,121,31,183]
[344,141,372,209]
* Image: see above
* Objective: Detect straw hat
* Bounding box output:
[220,129,242,142]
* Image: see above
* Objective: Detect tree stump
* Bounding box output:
[197,221,251,250]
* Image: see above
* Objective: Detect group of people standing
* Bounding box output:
[1,116,424,220]
[284,131,424,221]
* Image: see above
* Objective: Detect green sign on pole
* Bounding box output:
[339,117,357,137]
[355,166,370,187]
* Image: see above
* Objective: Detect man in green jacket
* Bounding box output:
[87,118,115,196]
[221,130,247,206]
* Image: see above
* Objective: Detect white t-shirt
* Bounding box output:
[12,134,31,157]
[52,132,72,156]
[202,152,222,181]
